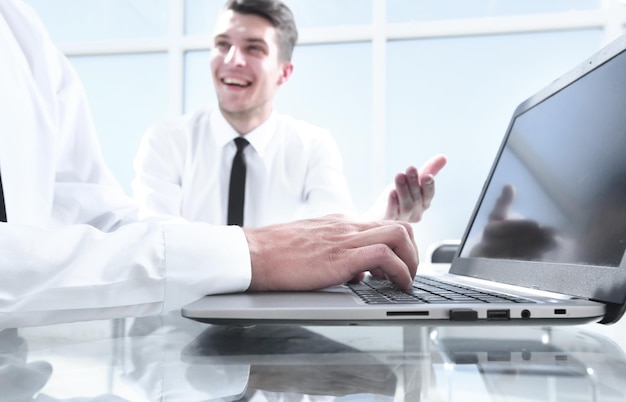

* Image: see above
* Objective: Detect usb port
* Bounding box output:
[487,309,510,320]
[554,309,567,315]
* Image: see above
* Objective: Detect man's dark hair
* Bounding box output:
[224,0,298,61]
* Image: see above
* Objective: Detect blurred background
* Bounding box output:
[24,0,626,252]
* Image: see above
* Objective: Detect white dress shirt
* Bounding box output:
[0,0,251,328]
[132,107,356,227]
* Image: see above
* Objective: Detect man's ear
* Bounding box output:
[277,61,294,86]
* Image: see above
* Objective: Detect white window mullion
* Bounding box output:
[167,0,185,116]
[372,0,387,194]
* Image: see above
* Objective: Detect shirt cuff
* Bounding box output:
[161,222,251,311]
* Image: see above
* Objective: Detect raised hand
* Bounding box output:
[383,154,447,222]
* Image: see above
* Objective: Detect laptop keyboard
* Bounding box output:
[347,276,535,304]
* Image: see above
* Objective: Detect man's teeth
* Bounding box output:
[223,77,249,86]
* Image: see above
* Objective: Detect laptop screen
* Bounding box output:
[453,35,626,314]
[460,40,626,268]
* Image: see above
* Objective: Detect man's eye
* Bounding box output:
[248,45,264,54]
[215,42,230,51]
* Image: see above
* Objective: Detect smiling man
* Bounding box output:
[132,0,446,227]
[211,3,294,135]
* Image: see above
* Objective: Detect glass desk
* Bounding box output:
[3,311,626,401]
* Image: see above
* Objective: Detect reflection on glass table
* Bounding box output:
[3,312,626,401]
[182,325,399,400]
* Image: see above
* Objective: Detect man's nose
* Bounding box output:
[224,46,245,66]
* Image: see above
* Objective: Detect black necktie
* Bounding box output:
[227,137,249,226]
[0,170,6,222]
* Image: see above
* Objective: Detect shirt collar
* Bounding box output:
[211,109,277,157]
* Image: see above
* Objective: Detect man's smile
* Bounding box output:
[222,77,251,87]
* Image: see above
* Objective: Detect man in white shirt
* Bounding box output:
[132,0,447,227]
[0,0,418,328]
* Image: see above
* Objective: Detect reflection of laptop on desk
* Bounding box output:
[433,326,626,401]
[183,34,626,326]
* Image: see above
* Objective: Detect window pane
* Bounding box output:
[285,0,372,29]
[24,0,168,41]
[69,54,169,193]
[386,30,602,247]
[387,0,601,22]
[184,51,216,112]
[184,0,224,35]
[185,0,372,35]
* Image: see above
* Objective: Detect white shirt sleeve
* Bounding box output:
[298,127,357,219]
[0,0,252,328]
[0,221,251,328]
[132,118,188,219]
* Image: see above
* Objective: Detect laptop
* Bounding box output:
[182,33,626,326]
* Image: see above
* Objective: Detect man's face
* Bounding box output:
[210,10,293,122]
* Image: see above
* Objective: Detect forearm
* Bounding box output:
[0,222,251,328]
